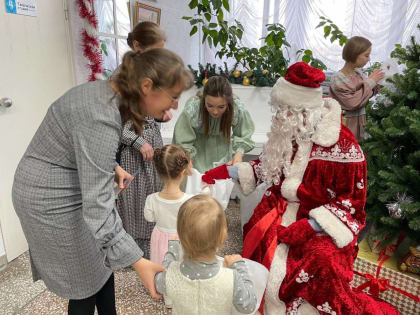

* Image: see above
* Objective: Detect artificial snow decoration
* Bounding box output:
[378,58,399,86]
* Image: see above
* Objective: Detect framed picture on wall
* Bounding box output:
[134,2,161,26]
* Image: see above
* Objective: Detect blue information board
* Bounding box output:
[5,0,17,14]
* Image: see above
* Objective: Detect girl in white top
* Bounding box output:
[144,144,194,265]
[154,194,257,314]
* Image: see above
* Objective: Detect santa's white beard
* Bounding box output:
[258,106,323,186]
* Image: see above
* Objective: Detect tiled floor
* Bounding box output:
[0,201,243,315]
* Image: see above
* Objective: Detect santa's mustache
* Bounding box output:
[258,107,322,185]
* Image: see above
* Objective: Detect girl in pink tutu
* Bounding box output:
[144,144,194,264]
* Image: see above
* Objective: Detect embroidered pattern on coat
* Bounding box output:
[340,199,356,214]
[296,269,313,283]
[309,139,365,163]
[317,302,337,314]
[327,188,336,199]
[325,204,360,234]
[286,297,305,315]
[357,179,365,189]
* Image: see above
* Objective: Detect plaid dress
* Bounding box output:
[116,118,163,258]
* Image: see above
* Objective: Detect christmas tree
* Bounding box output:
[362,25,420,249]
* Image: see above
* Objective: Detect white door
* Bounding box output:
[0,0,75,261]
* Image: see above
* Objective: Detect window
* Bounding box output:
[96,0,131,77]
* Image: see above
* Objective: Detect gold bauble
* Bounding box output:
[399,262,407,272]
[233,70,241,78]
[263,69,269,75]
[242,76,250,86]
[245,70,253,77]
[202,77,208,85]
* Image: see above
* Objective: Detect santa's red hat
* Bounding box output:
[270,62,326,109]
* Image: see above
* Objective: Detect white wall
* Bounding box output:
[0,0,75,261]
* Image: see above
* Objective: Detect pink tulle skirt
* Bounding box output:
[150,226,178,265]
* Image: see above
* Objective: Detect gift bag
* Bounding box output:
[239,182,269,230]
[186,168,234,210]
[215,256,269,315]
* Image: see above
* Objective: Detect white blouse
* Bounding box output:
[144,192,194,233]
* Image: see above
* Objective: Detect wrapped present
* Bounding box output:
[352,239,420,315]
[400,246,420,275]
[367,231,406,256]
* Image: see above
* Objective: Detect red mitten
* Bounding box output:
[202,164,230,184]
[277,219,317,247]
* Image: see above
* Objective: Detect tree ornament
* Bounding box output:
[386,193,413,219]
[263,69,269,75]
[233,70,241,78]
[202,71,208,85]
[245,70,253,77]
[242,76,250,86]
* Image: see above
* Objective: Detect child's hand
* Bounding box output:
[140,142,154,161]
[162,110,173,122]
[223,254,243,267]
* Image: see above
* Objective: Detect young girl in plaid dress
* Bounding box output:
[116,21,168,258]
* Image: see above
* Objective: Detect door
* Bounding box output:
[0,0,75,261]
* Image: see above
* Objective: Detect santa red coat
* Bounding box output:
[236,99,400,315]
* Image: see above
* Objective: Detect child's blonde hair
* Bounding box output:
[177,195,227,260]
[342,36,372,63]
[153,144,190,180]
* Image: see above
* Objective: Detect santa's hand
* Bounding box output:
[308,218,323,232]
[277,219,317,247]
[227,165,239,180]
[202,164,230,184]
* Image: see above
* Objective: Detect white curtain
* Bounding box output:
[202,0,420,71]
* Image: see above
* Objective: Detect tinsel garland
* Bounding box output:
[77,0,104,81]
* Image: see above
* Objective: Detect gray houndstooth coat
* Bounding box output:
[12,80,143,299]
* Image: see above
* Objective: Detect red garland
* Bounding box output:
[77,0,103,81]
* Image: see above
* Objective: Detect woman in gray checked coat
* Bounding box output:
[12,48,192,315]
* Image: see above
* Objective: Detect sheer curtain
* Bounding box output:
[202,0,420,71]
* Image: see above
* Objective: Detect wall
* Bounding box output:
[130,0,200,67]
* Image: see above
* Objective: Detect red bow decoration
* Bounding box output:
[354,273,390,297]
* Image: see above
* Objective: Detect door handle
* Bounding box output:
[0,98,12,108]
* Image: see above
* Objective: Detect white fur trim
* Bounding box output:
[271,78,323,110]
[297,302,320,315]
[264,244,289,315]
[312,98,342,147]
[235,162,256,196]
[309,206,354,248]
[280,202,299,227]
[281,141,313,202]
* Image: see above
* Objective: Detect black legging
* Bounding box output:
[68,274,117,315]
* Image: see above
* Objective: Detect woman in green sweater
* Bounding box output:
[173,76,255,173]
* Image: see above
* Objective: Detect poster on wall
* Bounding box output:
[5,0,37,17]
[134,2,161,26]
